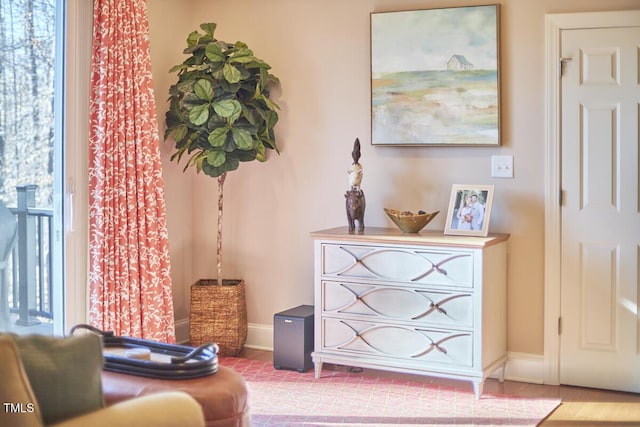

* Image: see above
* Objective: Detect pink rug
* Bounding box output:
[219,357,561,427]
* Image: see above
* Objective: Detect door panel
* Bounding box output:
[560,27,640,392]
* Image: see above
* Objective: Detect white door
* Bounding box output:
[560,25,640,392]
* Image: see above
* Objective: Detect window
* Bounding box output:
[0,0,91,335]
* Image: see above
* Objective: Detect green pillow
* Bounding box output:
[12,333,105,425]
[0,335,43,427]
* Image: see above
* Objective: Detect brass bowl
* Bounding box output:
[384,208,439,233]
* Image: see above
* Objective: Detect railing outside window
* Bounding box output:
[7,185,54,325]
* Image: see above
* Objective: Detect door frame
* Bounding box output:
[544,9,640,386]
[60,0,92,333]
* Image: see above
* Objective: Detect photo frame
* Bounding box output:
[444,184,494,237]
[371,5,500,146]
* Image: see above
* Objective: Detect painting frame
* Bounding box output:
[370,5,501,146]
[444,184,494,237]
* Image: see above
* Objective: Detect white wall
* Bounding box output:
[147,0,639,355]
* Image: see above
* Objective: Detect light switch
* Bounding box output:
[491,155,513,178]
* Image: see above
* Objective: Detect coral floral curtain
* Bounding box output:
[88,0,175,343]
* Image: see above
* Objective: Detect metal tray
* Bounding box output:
[70,324,218,379]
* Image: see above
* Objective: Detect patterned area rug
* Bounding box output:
[219,357,561,427]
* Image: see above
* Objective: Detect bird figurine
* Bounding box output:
[351,138,361,165]
[347,138,363,190]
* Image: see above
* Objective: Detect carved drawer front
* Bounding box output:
[322,244,474,287]
[321,318,473,367]
[322,281,473,328]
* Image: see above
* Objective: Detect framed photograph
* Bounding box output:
[371,5,500,146]
[444,184,494,237]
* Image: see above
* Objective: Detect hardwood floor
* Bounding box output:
[238,348,640,426]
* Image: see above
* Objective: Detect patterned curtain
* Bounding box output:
[88,0,175,343]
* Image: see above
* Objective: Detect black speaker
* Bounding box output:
[273,305,314,372]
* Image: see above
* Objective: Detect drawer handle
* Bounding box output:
[413,254,468,281]
[430,302,447,316]
[434,265,448,275]
[413,333,469,358]
[434,343,448,355]
[413,293,470,320]
[428,338,449,355]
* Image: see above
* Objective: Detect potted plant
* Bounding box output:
[164,23,280,355]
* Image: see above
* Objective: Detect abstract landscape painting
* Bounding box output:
[371,5,500,146]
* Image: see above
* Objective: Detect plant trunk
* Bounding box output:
[216,173,226,284]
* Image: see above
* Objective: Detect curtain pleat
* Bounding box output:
[88,0,175,343]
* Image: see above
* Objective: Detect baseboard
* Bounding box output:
[503,351,545,384]
[245,323,274,351]
[174,318,273,349]
[175,317,190,344]
[178,319,546,384]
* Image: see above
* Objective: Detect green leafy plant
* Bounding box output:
[165,22,280,283]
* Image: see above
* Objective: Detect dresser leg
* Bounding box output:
[472,381,484,399]
[498,361,507,383]
[314,361,323,379]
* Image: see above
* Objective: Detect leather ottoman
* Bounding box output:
[102,366,250,427]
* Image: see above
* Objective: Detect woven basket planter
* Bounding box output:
[189,279,248,356]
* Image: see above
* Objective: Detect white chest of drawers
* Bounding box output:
[310,227,509,398]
